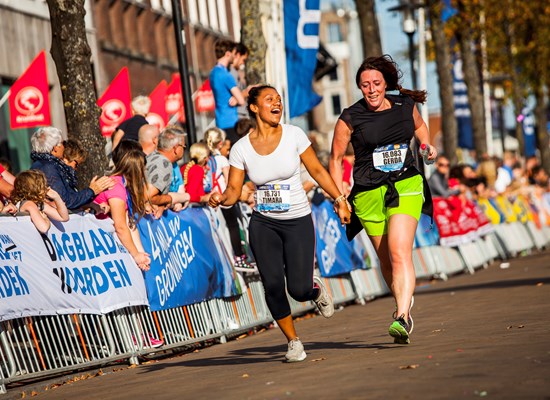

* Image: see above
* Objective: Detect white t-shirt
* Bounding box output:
[213,153,229,192]
[229,124,311,220]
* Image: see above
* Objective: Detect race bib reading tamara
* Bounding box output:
[372,143,408,172]
[256,184,291,212]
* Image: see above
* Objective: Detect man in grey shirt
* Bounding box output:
[428,155,455,197]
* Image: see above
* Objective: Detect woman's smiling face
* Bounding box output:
[251,87,283,125]
[358,69,387,111]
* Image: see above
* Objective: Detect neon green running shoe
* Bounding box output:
[389,314,411,344]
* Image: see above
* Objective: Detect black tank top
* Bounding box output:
[340,94,416,187]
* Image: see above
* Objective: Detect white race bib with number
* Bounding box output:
[372,143,408,172]
[256,184,291,212]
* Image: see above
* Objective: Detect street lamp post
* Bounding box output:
[493,83,506,155]
[388,0,423,89]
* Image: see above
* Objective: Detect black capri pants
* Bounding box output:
[248,211,318,320]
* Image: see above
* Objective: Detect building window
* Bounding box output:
[331,94,342,116]
[327,22,342,43]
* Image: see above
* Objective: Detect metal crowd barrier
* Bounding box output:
[2,210,550,394]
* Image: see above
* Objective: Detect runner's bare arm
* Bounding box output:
[329,119,352,194]
[209,166,245,208]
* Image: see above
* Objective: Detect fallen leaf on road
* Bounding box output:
[518,325,525,328]
[266,381,275,385]
[399,364,419,369]
[456,349,464,352]
[507,326,513,329]
[427,355,433,359]
[310,357,326,362]
[242,374,249,378]
[432,329,444,333]
[536,282,543,286]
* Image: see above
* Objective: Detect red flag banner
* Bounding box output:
[166,73,185,123]
[195,79,215,113]
[97,67,131,137]
[146,80,168,131]
[9,50,51,129]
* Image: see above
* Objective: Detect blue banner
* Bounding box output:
[283,0,323,118]
[137,209,239,311]
[452,54,474,149]
[520,107,536,157]
[311,200,365,277]
[414,213,440,248]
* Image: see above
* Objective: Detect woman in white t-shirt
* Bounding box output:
[209,85,351,363]
[205,127,251,271]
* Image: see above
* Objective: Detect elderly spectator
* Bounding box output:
[146,126,189,213]
[138,124,160,156]
[111,96,151,152]
[30,126,113,211]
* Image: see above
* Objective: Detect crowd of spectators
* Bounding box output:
[427,151,550,227]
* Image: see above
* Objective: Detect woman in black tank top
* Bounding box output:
[329,55,437,345]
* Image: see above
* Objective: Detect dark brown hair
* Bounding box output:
[355,55,427,104]
[214,39,236,59]
[247,85,277,118]
[111,149,148,221]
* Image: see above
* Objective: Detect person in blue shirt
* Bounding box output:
[209,39,246,145]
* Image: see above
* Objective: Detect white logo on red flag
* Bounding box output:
[100,99,126,126]
[97,67,132,137]
[9,51,51,129]
[195,79,215,113]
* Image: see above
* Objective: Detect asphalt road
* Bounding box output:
[12,250,550,399]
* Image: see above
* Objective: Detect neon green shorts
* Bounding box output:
[353,174,424,236]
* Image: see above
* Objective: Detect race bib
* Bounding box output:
[372,143,408,172]
[256,184,291,212]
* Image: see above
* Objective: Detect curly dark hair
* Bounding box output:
[355,55,427,104]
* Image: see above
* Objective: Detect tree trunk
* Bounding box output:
[428,0,458,164]
[534,83,550,174]
[45,0,107,188]
[355,0,383,58]
[455,28,487,158]
[240,0,267,85]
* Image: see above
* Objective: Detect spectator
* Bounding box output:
[138,124,160,156]
[220,138,232,158]
[12,170,69,233]
[205,127,252,270]
[495,151,516,193]
[94,149,151,270]
[428,155,453,197]
[62,139,107,215]
[209,39,245,145]
[111,96,151,152]
[30,127,113,211]
[229,43,250,120]
[146,126,189,214]
[181,142,212,204]
[235,118,256,138]
[0,157,13,174]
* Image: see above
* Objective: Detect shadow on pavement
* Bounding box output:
[138,340,395,370]
[417,276,550,295]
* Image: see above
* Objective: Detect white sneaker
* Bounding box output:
[313,276,334,318]
[285,338,306,362]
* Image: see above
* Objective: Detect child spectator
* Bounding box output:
[12,170,69,233]
[181,142,212,204]
[205,127,253,270]
[94,149,151,271]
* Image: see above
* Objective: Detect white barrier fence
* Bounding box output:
[1,211,549,394]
